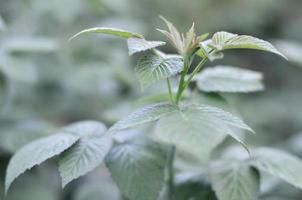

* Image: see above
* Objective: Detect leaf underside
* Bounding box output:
[70,27,143,41]
[210,31,287,59]
[127,38,166,55]
[196,66,264,93]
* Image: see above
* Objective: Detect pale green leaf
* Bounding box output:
[155,104,253,163]
[211,31,287,59]
[251,147,302,189]
[196,66,264,93]
[210,160,260,200]
[70,27,143,41]
[59,121,112,187]
[135,53,183,89]
[127,38,166,55]
[109,103,178,133]
[5,133,79,194]
[105,140,168,200]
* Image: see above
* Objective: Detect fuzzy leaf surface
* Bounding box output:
[105,140,168,200]
[135,53,183,89]
[59,121,112,187]
[196,66,264,93]
[127,38,166,55]
[5,133,79,193]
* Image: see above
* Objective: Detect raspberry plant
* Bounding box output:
[5,17,302,200]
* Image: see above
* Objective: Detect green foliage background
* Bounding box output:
[1,0,302,199]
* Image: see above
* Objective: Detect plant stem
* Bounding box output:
[175,57,208,104]
[182,57,208,91]
[167,145,176,200]
[166,78,174,103]
[175,57,190,104]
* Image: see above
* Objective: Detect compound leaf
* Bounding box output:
[59,121,112,187]
[196,66,264,93]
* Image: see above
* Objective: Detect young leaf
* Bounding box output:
[59,121,112,187]
[196,66,264,93]
[155,104,253,162]
[210,160,260,200]
[109,103,178,133]
[251,148,302,189]
[210,31,287,59]
[5,133,79,194]
[127,38,166,55]
[69,27,143,41]
[135,53,183,89]
[105,140,168,200]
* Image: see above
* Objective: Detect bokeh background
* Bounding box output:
[0,0,302,199]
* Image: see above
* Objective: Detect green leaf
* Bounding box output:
[105,140,168,200]
[127,38,166,55]
[5,133,79,194]
[69,27,143,41]
[251,147,302,189]
[135,53,183,89]
[210,160,260,200]
[196,66,264,93]
[58,121,112,187]
[155,104,253,163]
[210,31,287,59]
[109,103,178,133]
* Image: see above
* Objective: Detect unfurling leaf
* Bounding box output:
[251,148,302,189]
[105,140,168,200]
[109,103,178,133]
[196,66,264,93]
[5,134,79,194]
[59,121,112,187]
[127,38,166,55]
[210,160,260,200]
[69,27,143,41]
[210,31,287,59]
[135,53,183,89]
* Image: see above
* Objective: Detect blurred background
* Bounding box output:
[0,0,302,199]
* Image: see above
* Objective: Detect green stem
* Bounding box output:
[176,58,208,103]
[175,57,190,104]
[182,57,208,91]
[167,145,176,200]
[166,78,174,103]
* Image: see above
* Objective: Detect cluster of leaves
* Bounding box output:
[4,16,302,200]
